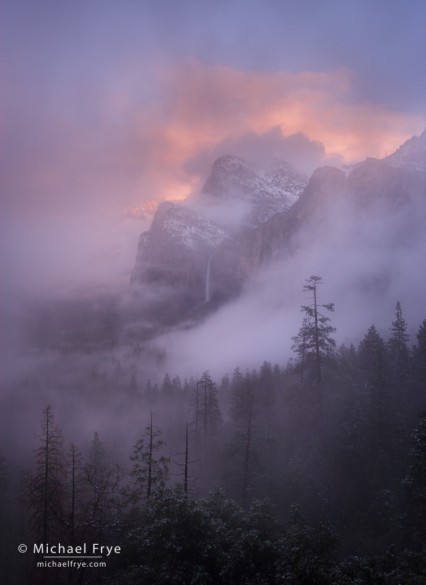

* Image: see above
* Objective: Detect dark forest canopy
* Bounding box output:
[1,302,426,583]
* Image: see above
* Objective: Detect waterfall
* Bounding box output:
[205,255,212,303]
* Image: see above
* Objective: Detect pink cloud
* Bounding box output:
[4,60,425,217]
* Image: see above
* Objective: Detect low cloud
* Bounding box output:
[159,194,426,380]
[184,127,330,178]
[3,60,425,219]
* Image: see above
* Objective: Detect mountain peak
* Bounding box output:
[201,154,307,225]
[384,129,426,172]
[202,155,261,198]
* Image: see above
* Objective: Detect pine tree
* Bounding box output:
[230,368,252,427]
[26,405,65,542]
[258,361,276,425]
[174,423,196,498]
[358,325,388,439]
[66,443,85,545]
[292,276,336,384]
[192,372,222,446]
[161,374,173,397]
[291,318,309,382]
[242,391,254,510]
[129,414,169,504]
[199,372,221,439]
[388,301,409,390]
[83,432,124,540]
[357,324,397,510]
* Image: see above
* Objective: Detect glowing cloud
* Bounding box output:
[120,61,426,206]
[4,60,426,217]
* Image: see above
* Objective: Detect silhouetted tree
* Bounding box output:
[83,432,124,540]
[292,276,336,385]
[129,414,169,504]
[25,405,65,543]
[358,325,388,442]
[388,301,410,394]
[66,443,85,545]
[175,423,196,497]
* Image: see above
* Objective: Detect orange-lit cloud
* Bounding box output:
[5,60,426,218]
[112,60,426,209]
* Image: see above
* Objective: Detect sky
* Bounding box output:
[2,0,426,220]
[1,0,426,422]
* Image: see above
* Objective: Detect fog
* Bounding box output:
[161,190,426,379]
[1,159,426,470]
[0,213,149,294]
[184,126,340,179]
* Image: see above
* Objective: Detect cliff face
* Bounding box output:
[202,155,307,226]
[130,132,426,327]
[210,166,348,292]
[131,156,308,303]
[347,156,426,209]
[131,201,227,296]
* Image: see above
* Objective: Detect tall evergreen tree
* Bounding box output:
[83,432,124,540]
[196,371,222,441]
[230,368,252,427]
[25,405,65,542]
[175,423,196,498]
[357,324,398,523]
[66,443,85,545]
[242,391,254,509]
[291,318,309,382]
[292,276,336,384]
[129,414,169,504]
[388,301,410,392]
[358,325,388,440]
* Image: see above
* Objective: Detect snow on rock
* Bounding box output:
[384,129,426,172]
[202,155,307,225]
[155,202,227,251]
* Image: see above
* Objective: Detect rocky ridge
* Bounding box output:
[384,129,426,172]
[202,155,307,225]
[130,131,426,330]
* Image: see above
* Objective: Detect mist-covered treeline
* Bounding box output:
[1,297,426,583]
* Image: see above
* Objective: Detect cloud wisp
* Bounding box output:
[3,60,425,219]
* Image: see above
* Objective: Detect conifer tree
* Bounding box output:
[26,405,65,542]
[242,392,254,509]
[259,361,276,425]
[291,318,309,382]
[292,276,336,384]
[358,325,388,432]
[174,423,197,498]
[358,325,393,489]
[66,443,85,545]
[230,368,252,427]
[83,432,124,539]
[388,301,410,390]
[130,413,169,503]
[193,372,222,445]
